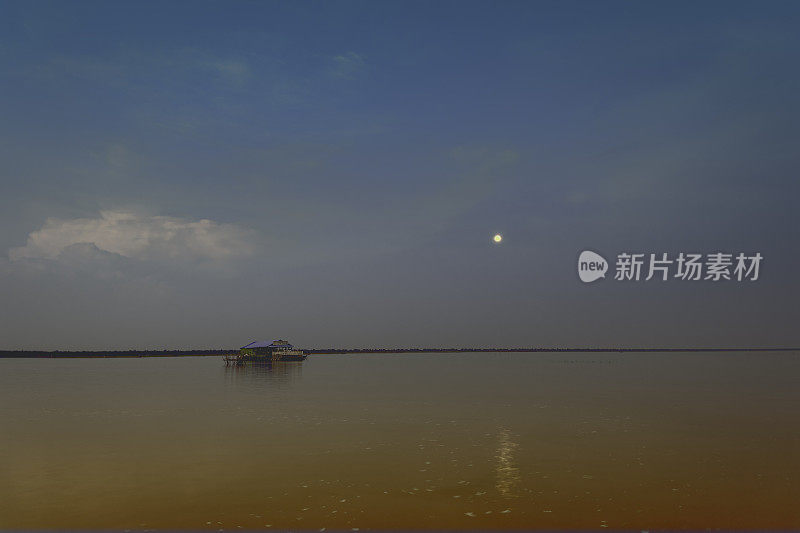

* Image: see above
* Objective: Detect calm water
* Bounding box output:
[1,352,798,530]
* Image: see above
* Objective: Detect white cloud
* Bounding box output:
[9,210,256,263]
[330,52,366,79]
[198,58,250,85]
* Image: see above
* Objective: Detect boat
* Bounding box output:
[224,339,307,365]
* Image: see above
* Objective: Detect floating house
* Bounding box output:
[225,339,307,365]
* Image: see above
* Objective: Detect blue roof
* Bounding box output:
[241,340,293,349]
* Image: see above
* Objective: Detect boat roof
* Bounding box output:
[241,340,293,349]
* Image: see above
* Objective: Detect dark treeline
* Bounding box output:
[1,347,797,358]
[0,350,233,358]
[307,347,799,354]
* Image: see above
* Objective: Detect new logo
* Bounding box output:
[578,250,608,283]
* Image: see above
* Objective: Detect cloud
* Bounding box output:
[9,210,256,263]
[195,58,251,86]
[330,52,366,79]
[32,47,252,86]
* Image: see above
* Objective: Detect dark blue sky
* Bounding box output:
[1,1,799,349]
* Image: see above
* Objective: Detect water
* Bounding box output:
[1,352,798,530]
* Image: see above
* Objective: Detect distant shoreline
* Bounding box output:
[0,347,797,358]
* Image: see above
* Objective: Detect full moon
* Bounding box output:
[493,234,503,243]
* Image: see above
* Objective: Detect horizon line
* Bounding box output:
[1,346,798,358]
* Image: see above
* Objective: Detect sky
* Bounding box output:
[1,0,799,350]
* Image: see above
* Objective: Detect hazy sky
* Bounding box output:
[1,1,799,350]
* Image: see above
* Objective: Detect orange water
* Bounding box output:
[1,352,798,529]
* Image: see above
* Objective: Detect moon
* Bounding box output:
[493,234,503,243]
